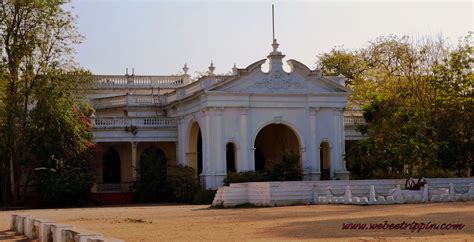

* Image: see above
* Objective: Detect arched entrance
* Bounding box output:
[320,141,331,180]
[102,147,121,183]
[188,122,203,178]
[254,123,301,171]
[226,142,237,172]
[139,146,167,183]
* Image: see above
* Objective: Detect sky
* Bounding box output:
[70,0,473,76]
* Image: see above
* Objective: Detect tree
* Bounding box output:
[134,147,168,202]
[0,0,94,206]
[318,34,473,178]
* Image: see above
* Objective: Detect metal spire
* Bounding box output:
[272,4,275,42]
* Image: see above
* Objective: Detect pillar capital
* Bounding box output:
[200,108,208,117]
[240,107,249,115]
[308,107,320,115]
[212,107,224,116]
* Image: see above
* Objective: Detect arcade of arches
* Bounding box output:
[96,142,177,184]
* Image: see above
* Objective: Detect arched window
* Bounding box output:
[226,142,237,172]
[188,122,203,179]
[102,147,121,183]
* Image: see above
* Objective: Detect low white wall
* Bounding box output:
[10,214,124,242]
[212,178,474,207]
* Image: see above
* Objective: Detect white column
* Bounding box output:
[202,108,211,175]
[308,107,319,179]
[131,141,138,181]
[335,108,345,171]
[333,108,349,179]
[339,109,347,171]
[214,107,225,174]
[239,107,249,171]
[176,116,184,165]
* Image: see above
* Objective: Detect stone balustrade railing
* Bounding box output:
[344,115,365,127]
[93,95,161,109]
[93,75,189,88]
[10,214,123,242]
[92,117,176,128]
[212,178,474,207]
[161,75,231,104]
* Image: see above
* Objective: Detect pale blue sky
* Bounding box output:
[71,1,473,76]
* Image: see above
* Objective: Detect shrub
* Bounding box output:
[267,151,303,181]
[134,148,168,202]
[167,165,199,203]
[223,171,268,185]
[192,189,217,204]
[35,163,94,207]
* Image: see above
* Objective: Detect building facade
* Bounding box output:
[88,40,365,191]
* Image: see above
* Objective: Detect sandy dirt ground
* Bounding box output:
[0,201,473,241]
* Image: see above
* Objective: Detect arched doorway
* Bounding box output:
[102,147,121,183]
[188,122,203,178]
[254,123,300,171]
[226,142,237,172]
[320,141,331,180]
[139,146,167,183]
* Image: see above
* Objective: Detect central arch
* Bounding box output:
[187,121,203,179]
[253,123,301,171]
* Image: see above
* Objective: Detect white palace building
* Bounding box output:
[88,39,365,193]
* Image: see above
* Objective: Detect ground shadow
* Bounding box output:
[0,230,29,241]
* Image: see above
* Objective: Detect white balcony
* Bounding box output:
[92,94,161,109]
[344,115,365,127]
[92,117,177,129]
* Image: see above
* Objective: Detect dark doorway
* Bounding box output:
[254,124,300,171]
[102,147,121,183]
[197,130,203,175]
[254,148,265,171]
[320,142,330,180]
[226,143,236,172]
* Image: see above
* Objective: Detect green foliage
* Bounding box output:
[167,165,199,203]
[267,152,303,181]
[0,0,93,206]
[223,171,268,186]
[325,34,473,178]
[35,162,94,207]
[224,152,303,185]
[192,189,216,205]
[134,148,168,202]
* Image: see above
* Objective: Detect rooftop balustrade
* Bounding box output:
[93,75,189,89]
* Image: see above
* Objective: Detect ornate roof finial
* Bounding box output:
[183,63,189,75]
[208,61,215,76]
[232,63,238,75]
[270,4,281,55]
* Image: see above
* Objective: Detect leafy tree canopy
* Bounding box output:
[318,34,473,178]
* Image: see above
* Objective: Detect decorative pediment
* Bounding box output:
[206,40,350,95]
[209,61,349,94]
